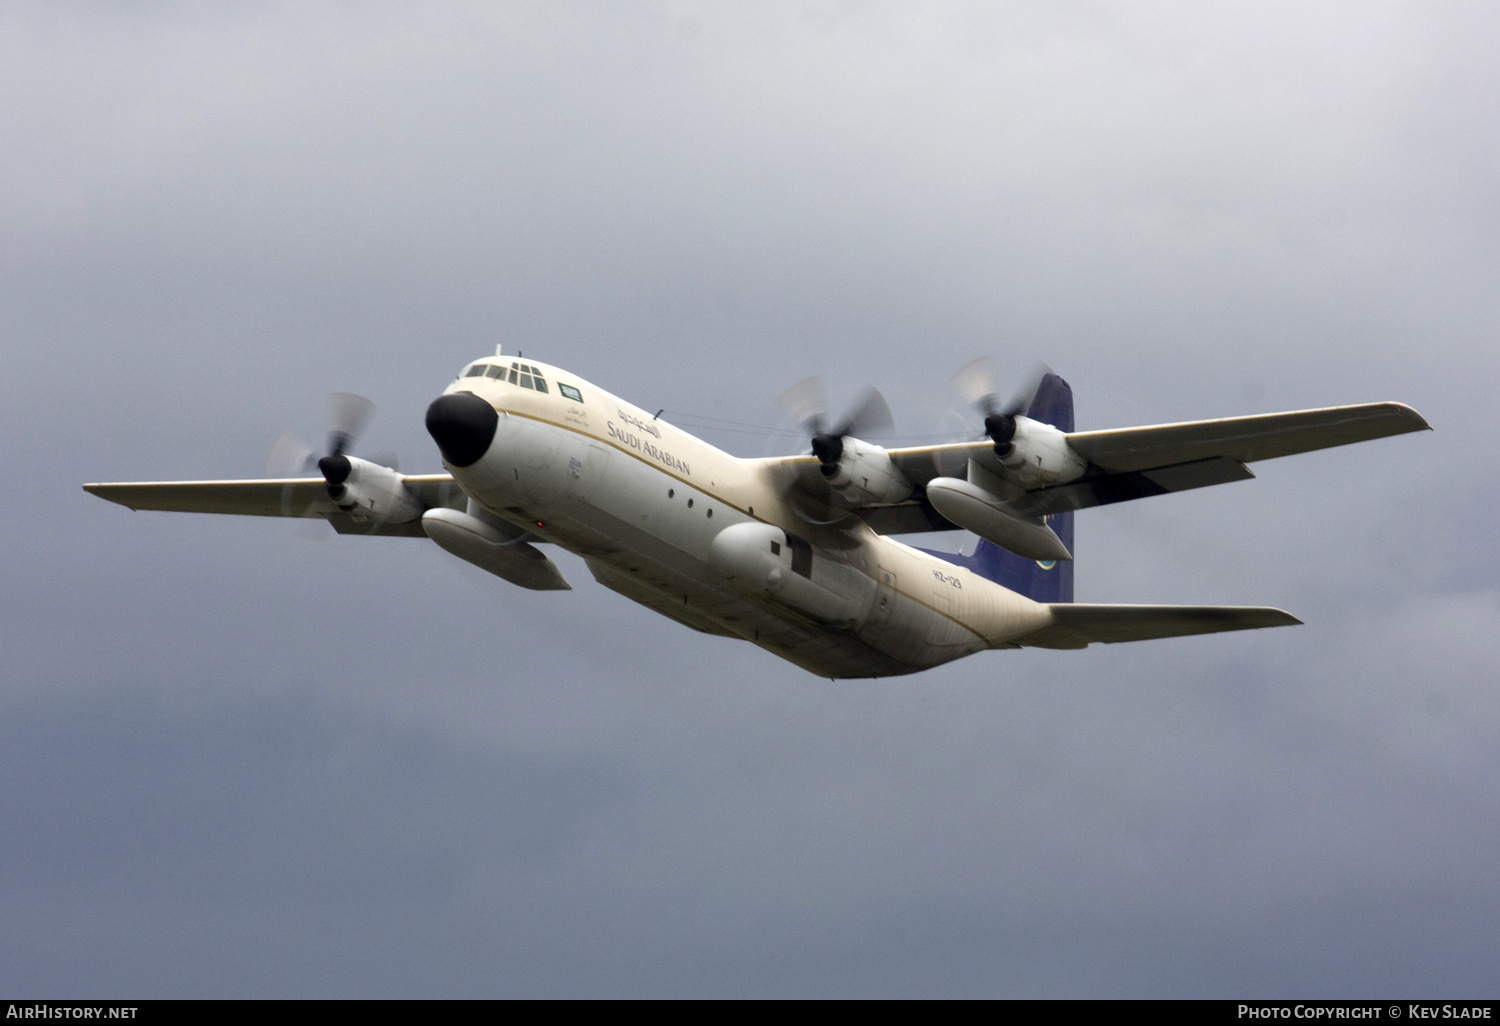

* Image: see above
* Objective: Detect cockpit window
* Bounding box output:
[463,364,487,377]
[502,362,547,392]
[484,364,505,379]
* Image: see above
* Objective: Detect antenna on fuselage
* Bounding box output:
[495,344,503,357]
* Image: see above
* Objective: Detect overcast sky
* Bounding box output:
[4,1,1497,997]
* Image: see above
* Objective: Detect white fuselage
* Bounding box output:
[438,361,1054,678]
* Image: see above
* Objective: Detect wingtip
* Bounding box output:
[83,482,144,511]
[1267,608,1304,627]
[1391,402,1433,432]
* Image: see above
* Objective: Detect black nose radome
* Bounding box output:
[426,391,499,468]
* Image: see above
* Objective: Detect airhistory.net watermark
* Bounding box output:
[6,1007,137,1020]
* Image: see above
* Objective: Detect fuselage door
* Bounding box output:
[565,440,613,501]
[862,566,898,641]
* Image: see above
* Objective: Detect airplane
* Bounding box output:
[84,352,1430,678]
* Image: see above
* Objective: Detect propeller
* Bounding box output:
[263,393,393,481]
[264,393,379,476]
[313,392,374,494]
[951,357,1051,457]
[770,377,891,540]
[779,376,893,478]
[326,392,373,457]
[264,430,318,479]
[263,394,394,541]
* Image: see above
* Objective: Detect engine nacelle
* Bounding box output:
[994,417,1087,488]
[709,522,873,626]
[323,457,425,523]
[822,439,914,505]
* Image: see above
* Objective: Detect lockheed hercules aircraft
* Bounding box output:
[85,354,1429,678]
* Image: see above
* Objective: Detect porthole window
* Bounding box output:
[668,488,674,498]
[706,509,713,518]
[687,498,694,508]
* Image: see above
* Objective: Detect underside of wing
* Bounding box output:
[756,451,964,535]
[1014,604,1302,649]
[83,473,464,538]
[839,442,1257,531]
[86,478,334,517]
[767,445,1259,534]
[1006,456,1257,518]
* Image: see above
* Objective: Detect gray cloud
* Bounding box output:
[3,0,1496,996]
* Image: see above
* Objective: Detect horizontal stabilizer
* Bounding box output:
[1017,603,1301,649]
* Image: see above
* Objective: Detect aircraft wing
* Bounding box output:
[1062,401,1429,471]
[867,401,1430,528]
[1014,604,1302,649]
[83,473,465,538]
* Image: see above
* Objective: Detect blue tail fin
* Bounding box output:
[918,372,1075,604]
